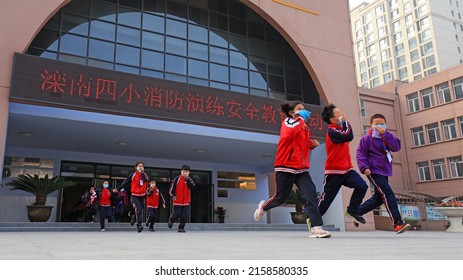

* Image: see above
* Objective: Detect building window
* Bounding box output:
[364,23,373,34]
[421,42,433,55]
[382,61,391,72]
[371,78,380,88]
[405,14,413,26]
[407,26,416,38]
[417,161,431,182]
[442,119,457,140]
[363,125,370,135]
[436,82,452,104]
[375,4,385,16]
[394,32,403,44]
[391,9,400,20]
[459,116,463,137]
[378,27,387,38]
[366,33,375,44]
[363,12,372,23]
[359,61,366,72]
[412,127,425,146]
[360,99,367,118]
[379,38,389,50]
[361,72,368,83]
[355,20,362,30]
[384,72,392,83]
[420,87,434,109]
[419,29,431,43]
[368,56,377,67]
[416,5,428,18]
[448,156,463,178]
[417,17,429,31]
[398,67,408,80]
[376,15,385,27]
[426,122,441,143]
[396,55,406,67]
[452,77,463,99]
[217,171,256,189]
[410,49,419,61]
[412,62,421,74]
[432,159,447,180]
[395,43,404,56]
[404,2,412,13]
[407,92,420,112]
[370,66,378,77]
[381,50,390,61]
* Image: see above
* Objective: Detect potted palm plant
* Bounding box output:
[214,206,229,223]
[285,188,307,224]
[7,174,75,222]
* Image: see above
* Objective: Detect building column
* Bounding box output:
[0,89,8,181]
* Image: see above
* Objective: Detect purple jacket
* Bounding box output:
[356,130,401,176]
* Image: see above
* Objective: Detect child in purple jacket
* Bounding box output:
[356,113,411,234]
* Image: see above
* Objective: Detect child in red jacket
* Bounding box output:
[145,180,166,231]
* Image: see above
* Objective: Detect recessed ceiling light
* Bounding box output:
[19,132,32,137]
[194,149,204,153]
[116,141,128,146]
[262,155,272,159]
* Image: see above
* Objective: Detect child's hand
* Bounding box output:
[163,204,166,209]
[374,125,386,135]
[364,169,371,176]
[310,140,319,149]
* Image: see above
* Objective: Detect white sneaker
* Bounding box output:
[101,229,105,232]
[306,218,311,231]
[309,226,331,238]
[253,200,266,222]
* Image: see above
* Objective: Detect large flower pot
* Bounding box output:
[434,207,463,232]
[290,212,308,224]
[27,205,53,222]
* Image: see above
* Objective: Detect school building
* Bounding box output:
[0,0,365,231]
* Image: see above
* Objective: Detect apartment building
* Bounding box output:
[351,0,463,89]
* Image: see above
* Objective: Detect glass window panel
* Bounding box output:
[166,36,187,56]
[421,87,434,108]
[90,1,116,22]
[144,0,165,15]
[267,60,283,76]
[209,30,228,48]
[59,53,87,64]
[209,12,228,31]
[230,50,247,69]
[27,49,58,59]
[229,18,246,36]
[229,34,248,52]
[166,19,187,38]
[210,81,229,90]
[119,0,142,10]
[115,44,140,66]
[248,38,265,56]
[452,77,463,99]
[250,88,268,97]
[286,78,301,95]
[142,13,164,33]
[115,64,140,75]
[188,24,208,43]
[210,46,228,65]
[210,63,229,83]
[63,0,90,16]
[442,119,457,140]
[230,67,248,86]
[187,77,208,87]
[90,20,116,41]
[189,6,208,26]
[188,41,208,60]
[166,0,187,20]
[165,54,186,74]
[88,59,113,69]
[417,161,431,181]
[60,34,87,56]
[188,59,208,79]
[117,26,140,46]
[142,31,164,51]
[141,49,164,71]
[449,156,463,178]
[118,8,141,28]
[141,69,164,79]
[249,55,266,72]
[268,75,284,92]
[165,73,186,83]
[89,39,114,61]
[230,85,248,93]
[250,71,267,89]
[30,29,59,51]
[412,127,425,146]
[436,82,452,104]
[268,42,283,60]
[426,122,441,143]
[248,21,265,39]
[432,159,447,180]
[62,13,89,36]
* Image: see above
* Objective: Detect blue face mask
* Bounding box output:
[337,116,343,126]
[103,184,109,188]
[294,109,311,121]
[376,124,387,130]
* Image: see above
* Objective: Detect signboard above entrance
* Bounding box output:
[10,53,326,138]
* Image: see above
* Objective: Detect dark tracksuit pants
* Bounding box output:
[359,174,403,226]
[98,205,112,229]
[147,207,157,228]
[318,170,368,216]
[262,171,323,227]
[131,195,145,227]
[170,205,189,229]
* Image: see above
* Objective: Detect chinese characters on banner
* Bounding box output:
[11,53,327,138]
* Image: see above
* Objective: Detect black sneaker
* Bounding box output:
[345,210,366,224]
[137,225,143,233]
[149,227,155,232]
[168,221,173,229]
[145,220,149,227]
[178,228,186,233]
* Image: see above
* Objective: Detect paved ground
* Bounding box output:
[0,230,462,260]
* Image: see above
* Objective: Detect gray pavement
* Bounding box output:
[1,230,462,260]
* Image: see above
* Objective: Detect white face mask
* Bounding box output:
[137,167,143,172]
[103,184,109,188]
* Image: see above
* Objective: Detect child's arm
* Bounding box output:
[356,136,370,174]
[327,121,354,143]
[382,131,401,152]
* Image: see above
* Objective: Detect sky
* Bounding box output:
[349,0,375,10]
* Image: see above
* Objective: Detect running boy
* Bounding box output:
[318,104,368,225]
[145,180,166,231]
[356,113,411,234]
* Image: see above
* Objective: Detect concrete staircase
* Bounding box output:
[0,222,339,232]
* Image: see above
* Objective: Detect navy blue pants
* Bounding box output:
[318,170,368,216]
[170,205,189,229]
[147,207,157,228]
[359,174,403,226]
[98,205,112,229]
[131,196,145,227]
[262,171,323,227]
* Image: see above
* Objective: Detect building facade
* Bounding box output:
[351,0,463,89]
[0,0,365,230]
